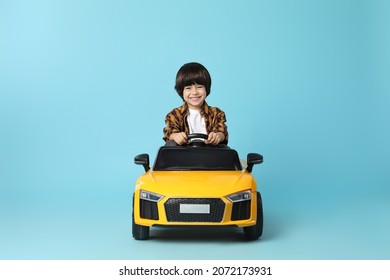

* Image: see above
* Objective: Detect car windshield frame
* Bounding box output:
[153,146,243,171]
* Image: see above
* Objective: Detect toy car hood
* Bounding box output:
[136,170,255,197]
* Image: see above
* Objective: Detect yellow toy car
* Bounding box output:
[132,134,264,240]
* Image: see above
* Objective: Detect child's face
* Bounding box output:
[183,84,207,110]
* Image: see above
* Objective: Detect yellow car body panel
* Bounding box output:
[133,169,258,227]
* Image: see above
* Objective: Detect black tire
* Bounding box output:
[243,191,263,240]
[132,195,150,240]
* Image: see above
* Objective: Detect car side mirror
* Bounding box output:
[246,153,263,173]
[134,154,150,172]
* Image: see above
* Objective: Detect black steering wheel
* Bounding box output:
[187,133,208,147]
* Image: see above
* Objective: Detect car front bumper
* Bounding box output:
[133,190,258,227]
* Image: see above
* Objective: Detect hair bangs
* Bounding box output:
[182,71,208,87]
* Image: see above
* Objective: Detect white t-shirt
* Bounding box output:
[187,108,207,134]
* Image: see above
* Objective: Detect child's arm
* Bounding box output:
[205,132,225,145]
[169,132,188,145]
[163,108,187,144]
[207,108,228,145]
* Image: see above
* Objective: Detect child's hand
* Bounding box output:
[170,132,188,145]
[205,132,224,146]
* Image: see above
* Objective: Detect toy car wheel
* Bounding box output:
[132,196,150,240]
[243,191,263,240]
[132,216,149,240]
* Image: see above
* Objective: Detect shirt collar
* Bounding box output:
[180,101,210,116]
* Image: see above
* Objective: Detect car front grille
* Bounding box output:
[164,198,225,222]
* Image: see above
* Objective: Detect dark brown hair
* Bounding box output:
[174,62,212,99]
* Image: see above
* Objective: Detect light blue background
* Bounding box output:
[1,0,389,259]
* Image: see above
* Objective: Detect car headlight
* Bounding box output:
[140,190,164,202]
[226,190,251,203]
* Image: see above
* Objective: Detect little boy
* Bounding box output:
[163,62,228,146]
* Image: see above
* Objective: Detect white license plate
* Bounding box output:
[180,204,210,214]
